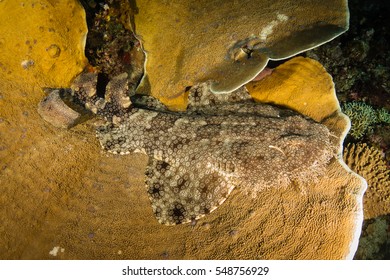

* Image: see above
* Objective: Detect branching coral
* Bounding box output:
[342,102,377,139]
[377,108,390,124]
[342,102,389,139]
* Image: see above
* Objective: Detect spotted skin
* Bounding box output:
[72,73,335,225]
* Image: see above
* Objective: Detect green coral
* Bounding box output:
[342,101,390,139]
[342,102,377,139]
[376,107,390,123]
[342,102,390,139]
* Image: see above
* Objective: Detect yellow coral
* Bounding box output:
[134,0,349,109]
[246,57,350,153]
[245,57,366,258]
[343,143,390,219]
[0,0,88,88]
[0,53,366,259]
[247,57,339,122]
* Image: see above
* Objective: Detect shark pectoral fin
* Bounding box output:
[145,157,235,225]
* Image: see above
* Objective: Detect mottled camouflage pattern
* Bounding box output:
[71,73,334,225]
